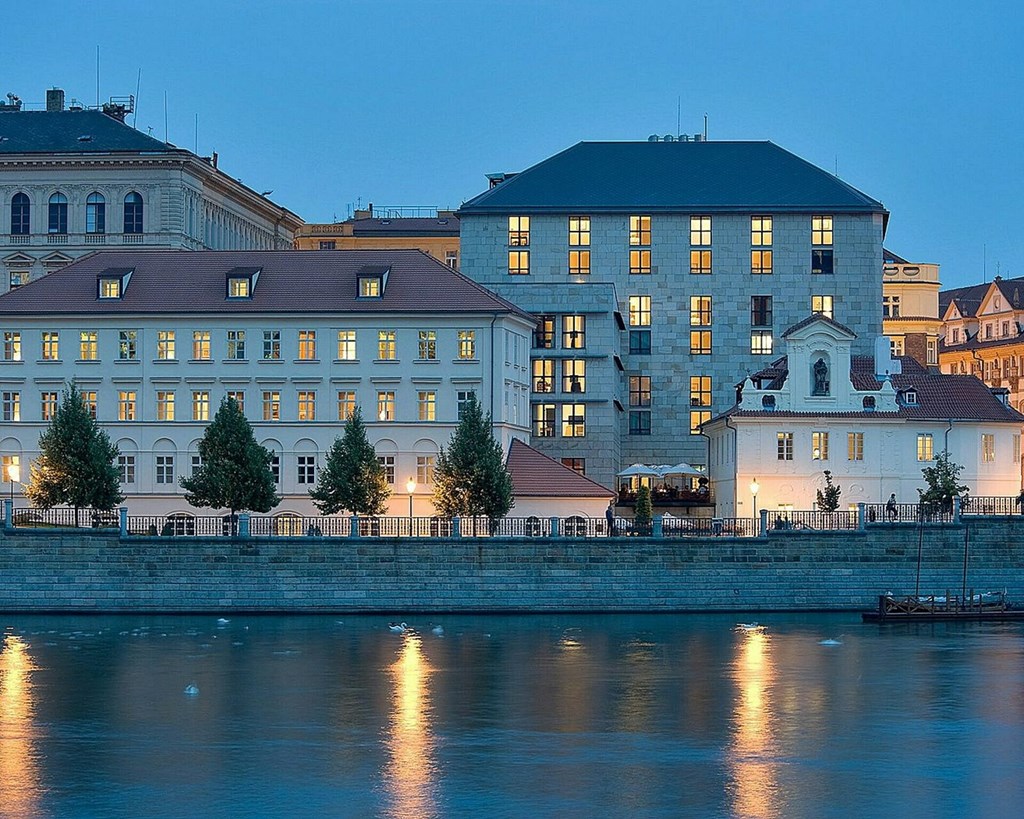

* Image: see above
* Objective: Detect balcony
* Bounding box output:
[3,231,203,251]
[617,486,714,508]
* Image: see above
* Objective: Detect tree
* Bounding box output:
[180,397,279,533]
[25,383,123,525]
[432,394,513,528]
[918,450,969,515]
[309,406,390,516]
[634,485,653,535]
[816,470,842,512]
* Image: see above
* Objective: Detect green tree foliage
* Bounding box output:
[180,397,279,530]
[918,450,969,514]
[25,384,123,524]
[634,485,653,529]
[432,394,514,526]
[309,406,390,516]
[816,470,842,512]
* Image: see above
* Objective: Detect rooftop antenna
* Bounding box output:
[95,46,101,107]
[984,243,987,282]
[677,96,680,135]
[132,68,141,128]
[835,155,839,176]
[704,112,708,141]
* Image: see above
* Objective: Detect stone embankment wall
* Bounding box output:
[0,520,1021,612]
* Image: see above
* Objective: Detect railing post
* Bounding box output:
[953,496,961,524]
[549,517,560,538]
[759,509,768,538]
[238,513,250,539]
[349,515,360,538]
[452,517,461,538]
[3,499,11,531]
[857,503,866,532]
[652,515,663,538]
[119,507,128,538]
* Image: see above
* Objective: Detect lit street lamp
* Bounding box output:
[750,477,759,521]
[406,477,416,535]
[8,462,20,507]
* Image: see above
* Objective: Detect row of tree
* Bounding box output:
[23,385,515,525]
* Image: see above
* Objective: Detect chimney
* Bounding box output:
[211,151,218,169]
[46,88,65,112]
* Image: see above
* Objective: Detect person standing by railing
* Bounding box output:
[886,493,898,522]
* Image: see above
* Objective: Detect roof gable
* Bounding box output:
[506,439,614,498]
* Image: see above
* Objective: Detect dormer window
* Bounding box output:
[97,268,132,299]
[359,277,381,297]
[901,389,918,406]
[356,265,389,298]
[226,267,260,299]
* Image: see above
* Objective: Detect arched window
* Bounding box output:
[123,192,143,234]
[11,193,30,235]
[47,193,68,234]
[86,192,106,234]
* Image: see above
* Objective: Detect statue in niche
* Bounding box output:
[813,357,829,396]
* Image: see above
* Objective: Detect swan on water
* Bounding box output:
[184,683,199,696]
[819,638,843,646]
[388,622,408,634]
[735,623,763,632]
[432,625,444,636]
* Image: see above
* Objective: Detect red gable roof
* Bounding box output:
[506,439,614,498]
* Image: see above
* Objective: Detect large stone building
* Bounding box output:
[457,140,888,490]
[0,88,302,292]
[881,248,941,366]
[0,249,533,520]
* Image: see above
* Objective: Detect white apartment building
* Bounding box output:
[0,88,302,292]
[704,315,1024,516]
[0,249,533,519]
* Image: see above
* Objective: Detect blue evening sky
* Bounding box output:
[4,1,1021,288]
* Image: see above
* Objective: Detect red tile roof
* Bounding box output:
[506,439,614,498]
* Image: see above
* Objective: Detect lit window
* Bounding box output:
[629,249,651,275]
[157,331,175,360]
[2,331,21,361]
[99,277,121,299]
[689,376,712,435]
[508,250,530,275]
[751,330,773,355]
[1,455,19,483]
[751,216,772,246]
[263,330,281,360]
[377,455,395,485]
[561,403,586,437]
[751,250,773,275]
[192,331,211,361]
[812,431,829,460]
[262,391,280,421]
[916,433,934,461]
[378,330,396,360]
[508,216,530,246]
[41,331,59,360]
[118,454,135,484]
[156,391,175,421]
[690,296,712,327]
[337,330,357,360]
[751,296,772,327]
[458,330,476,359]
[812,215,833,245]
[532,359,554,393]
[298,391,317,421]
[562,315,585,349]
[337,391,356,421]
[297,455,316,484]
[777,432,794,461]
[2,391,21,421]
[359,277,381,297]
[416,455,435,485]
[568,250,590,275]
[192,391,210,421]
[81,391,97,419]
[926,339,937,365]
[690,216,712,246]
[377,391,395,421]
[569,216,590,246]
[227,330,246,360]
[533,315,555,349]
[418,330,437,360]
[298,330,317,360]
[418,391,436,421]
[117,330,137,360]
[848,432,864,461]
[690,250,712,275]
[41,391,58,421]
[532,403,556,437]
[79,331,98,361]
[117,391,136,422]
[629,215,651,246]
[227,277,250,298]
[690,331,712,355]
[812,295,834,319]
[155,455,175,484]
[982,434,995,463]
[629,375,651,407]
[562,360,586,393]
[628,295,651,327]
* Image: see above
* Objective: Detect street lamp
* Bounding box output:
[8,462,20,507]
[406,477,416,535]
[750,477,759,521]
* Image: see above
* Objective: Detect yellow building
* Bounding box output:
[294,206,460,269]
[881,249,942,367]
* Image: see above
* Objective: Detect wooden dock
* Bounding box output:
[862,591,1024,622]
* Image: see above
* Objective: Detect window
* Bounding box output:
[337,330,357,360]
[891,338,904,357]
[297,391,317,421]
[458,330,476,360]
[416,455,435,485]
[690,331,712,355]
[337,391,356,421]
[377,391,395,421]
[982,434,995,463]
[297,455,316,485]
[262,391,280,421]
[562,403,586,437]
[98,277,122,299]
[2,455,19,484]
[926,339,937,366]
[227,277,250,298]
[532,359,554,393]
[86,192,106,234]
[376,330,397,361]
[298,330,317,360]
[690,250,712,275]
[562,315,586,349]
[534,315,555,349]
[457,390,476,420]
[81,391,97,419]
[812,431,829,460]
[192,331,211,361]
[2,331,21,361]
[192,391,210,421]
[359,277,380,297]
[569,216,590,246]
[40,391,57,421]
[226,330,246,360]
[812,215,834,275]
[690,296,712,327]
[777,432,794,461]
[191,454,203,478]
[11,193,29,235]
[917,433,934,461]
[812,295,834,319]
[155,391,175,421]
[751,296,773,327]
[629,249,651,275]
[629,375,651,407]
[377,455,396,485]
[156,455,175,484]
[690,215,712,246]
[2,391,21,421]
[902,389,918,405]
[561,457,586,475]
[319,240,336,250]
[882,295,900,318]
[118,454,135,484]
[418,330,437,360]
[508,250,530,275]
[812,249,834,275]
[263,330,281,360]
[629,215,651,246]
[269,454,280,484]
[445,250,458,270]
[751,330,773,355]
[628,295,651,327]
[117,391,136,422]
[123,192,143,234]
[118,330,137,360]
[629,331,651,354]
[418,391,436,421]
[568,250,591,275]
[533,403,556,437]
[1014,434,1021,466]
[79,331,98,361]
[41,331,59,360]
[848,432,864,461]
[751,215,773,274]
[508,216,530,246]
[690,376,712,435]
[48,193,68,234]
[751,249,773,275]
[629,411,651,436]
[562,360,586,393]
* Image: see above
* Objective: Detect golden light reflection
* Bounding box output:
[728,630,780,819]
[382,633,438,819]
[0,634,44,818]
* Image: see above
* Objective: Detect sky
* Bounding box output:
[3,0,1022,288]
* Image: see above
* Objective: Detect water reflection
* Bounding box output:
[0,634,44,819]
[382,633,438,819]
[728,629,779,819]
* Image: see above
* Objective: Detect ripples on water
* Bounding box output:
[1,614,1022,818]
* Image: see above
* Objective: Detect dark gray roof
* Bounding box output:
[458,141,886,214]
[0,250,533,318]
[940,275,1024,320]
[349,216,460,237]
[0,110,177,154]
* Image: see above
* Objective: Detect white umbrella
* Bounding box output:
[616,463,661,478]
[662,462,703,478]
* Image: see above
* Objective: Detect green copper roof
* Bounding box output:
[458,141,886,214]
[0,109,178,154]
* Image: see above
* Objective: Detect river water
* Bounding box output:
[1,613,1022,818]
